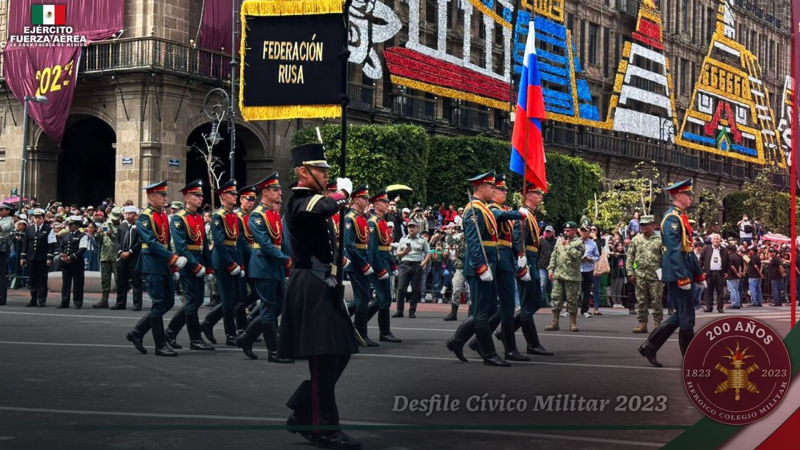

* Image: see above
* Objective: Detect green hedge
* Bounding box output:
[722,190,796,236]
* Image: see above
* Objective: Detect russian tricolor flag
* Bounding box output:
[510,20,547,192]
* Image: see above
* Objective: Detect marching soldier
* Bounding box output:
[326,181,341,239]
[200,180,246,346]
[113,206,143,310]
[639,180,706,367]
[367,190,402,343]
[445,171,509,366]
[58,216,89,309]
[500,184,553,356]
[545,222,584,332]
[467,174,528,361]
[236,184,260,333]
[627,215,664,334]
[344,185,377,346]
[234,172,293,363]
[125,181,189,357]
[0,203,13,306]
[279,143,362,449]
[163,180,215,351]
[20,208,56,307]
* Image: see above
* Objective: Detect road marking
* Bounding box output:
[0,406,666,447]
[0,341,679,371]
[0,436,14,440]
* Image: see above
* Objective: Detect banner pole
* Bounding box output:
[229,0,238,181]
[792,0,799,328]
[336,0,353,299]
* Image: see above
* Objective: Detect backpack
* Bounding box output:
[743,224,753,234]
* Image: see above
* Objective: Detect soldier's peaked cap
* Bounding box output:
[180,179,203,195]
[469,170,496,186]
[494,173,507,189]
[664,179,694,195]
[238,184,257,196]
[291,143,330,169]
[143,180,168,194]
[217,179,237,195]
[256,172,281,190]
[352,185,370,198]
[369,190,389,203]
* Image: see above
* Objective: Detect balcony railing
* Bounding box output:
[79,37,232,82]
[349,82,376,110]
[450,107,490,131]
[392,94,437,122]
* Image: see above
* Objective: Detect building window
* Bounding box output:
[567,13,574,35]
[681,0,688,34]
[681,58,688,94]
[707,7,715,42]
[588,23,598,65]
[603,26,610,78]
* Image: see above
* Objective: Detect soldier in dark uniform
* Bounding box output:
[164,180,214,351]
[236,184,259,332]
[200,180,247,346]
[344,185,378,347]
[235,172,293,363]
[366,190,401,343]
[20,208,56,307]
[279,143,362,449]
[445,171,510,366]
[638,179,706,367]
[58,216,89,309]
[113,206,143,310]
[125,181,189,357]
[467,174,527,361]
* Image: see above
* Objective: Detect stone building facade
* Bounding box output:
[0,0,791,207]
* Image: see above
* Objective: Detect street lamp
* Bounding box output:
[20,95,48,212]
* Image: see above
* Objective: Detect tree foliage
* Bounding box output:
[693,185,726,230]
[587,162,660,232]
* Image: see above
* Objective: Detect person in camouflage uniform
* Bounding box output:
[545,222,585,332]
[626,215,664,333]
[93,207,122,308]
[443,225,466,321]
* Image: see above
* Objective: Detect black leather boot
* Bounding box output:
[315,431,363,450]
[355,311,378,347]
[367,301,379,322]
[234,319,261,360]
[496,310,522,340]
[678,328,695,356]
[185,313,214,350]
[235,306,248,332]
[377,309,402,343]
[152,317,178,357]
[475,326,511,367]
[126,313,151,354]
[501,322,530,361]
[522,320,553,356]
[443,303,458,321]
[165,309,186,349]
[263,321,293,363]
[223,310,237,346]
[637,321,677,367]
[445,316,474,363]
[469,313,500,357]
[200,304,223,344]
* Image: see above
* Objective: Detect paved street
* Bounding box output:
[0,290,795,449]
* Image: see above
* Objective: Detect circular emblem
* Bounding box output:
[682,317,791,425]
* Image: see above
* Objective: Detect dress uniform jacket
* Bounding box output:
[367,215,396,278]
[278,187,358,359]
[171,208,211,277]
[237,209,254,267]
[21,223,56,262]
[210,207,245,273]
[344,210,370,275]
[116,221,142,260]
[248,203,290,280]
[137,205,178,274]
[513,210,541,280]
[489,204,523,274]
[660,206,703,286]
[59,230,88,264]
[462,198,499,278]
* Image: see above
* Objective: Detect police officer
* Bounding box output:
[20,208,56,307]
[58,216,89,309]
[125,181,188,357]
[627,215,664,334]
[545,222,584,332]
[200,180,246,346]
[235,172,294,362]
[344,185,378,346]
[500,184,553,356]
[279,143,362,449]
[367,190,401,343]
[236,184,259,333]
[639,180,706,367]
[445,171,509,366]
[0,203,13,306]
[466,174,527,361]
[164,180,215,351]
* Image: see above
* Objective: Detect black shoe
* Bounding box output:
[155,345,178,357]
[189,340,215,350]
[37,303,46,308]
[391,311,403,318]
[467,338,485,358]
[57,303,68,309]
[25,300,36,307]
[475,327,511,367]
[74,304,82,309]
[132,305,142,311]
[315,431,363,450]
[703,308,713,313]
[504,350,530,362]
[408,312,416,319]
[126,331,147,354]
[445,338,468,363]
[234,332,258,360]
[378,333,402,343]
[286,414,317,444]
[268,351,294,363]
[110,303,127,310]
[165,329,182,349]
[443,303,458,321]
[225,335,237,347]
[526,344,554,356]
[200,322,217,344]
[363,336,380,347]
[717,309,724,313]
[637,343,662,367]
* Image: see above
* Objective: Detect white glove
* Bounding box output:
[230,265,242,276]
[678,283,692,291]
[336,177,353,196]
[517,255,527,269]
[518,207,529,216]
[697,280,707,289]
[239,269,246,278]
[441,285,448,294]
[378,272,389,281]
[392,269,398,277]
[195,266,206,277]
[172,271,180,281]
[364,266,374,276]
[174,256,188,269]
[343,258,351,269]
[520,270,531,282]
[479,270,494,282]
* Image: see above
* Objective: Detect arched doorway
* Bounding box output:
[57,117,116,207]
[185,122,249,203]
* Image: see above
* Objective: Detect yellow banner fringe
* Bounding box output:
[240,104,342,121]
[241,0,343,16]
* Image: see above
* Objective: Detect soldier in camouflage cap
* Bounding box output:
[545,222,585,332]
[626,215,664,333]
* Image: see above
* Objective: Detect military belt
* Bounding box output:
[498,239,512,247]
[525,245,539,252]
[378,245,391,251]
[251,243,281,250]
[186,245,202,251]
[355,243,367,250]
[141,243,167,249]
[482,241,497,247]
[224,240,237,246]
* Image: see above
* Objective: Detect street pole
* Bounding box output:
[229,0,238,181]
[336,0,353,296]
[19,97,30,213]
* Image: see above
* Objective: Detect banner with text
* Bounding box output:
[238,0,344,121]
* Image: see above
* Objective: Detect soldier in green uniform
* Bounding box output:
[545,222,584,332]
[442,226,466,321]
[92,207,121,308]
[638,179,706,367]
[445,171,509,366]
[344,185,378,347]
[626,215,664,334]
